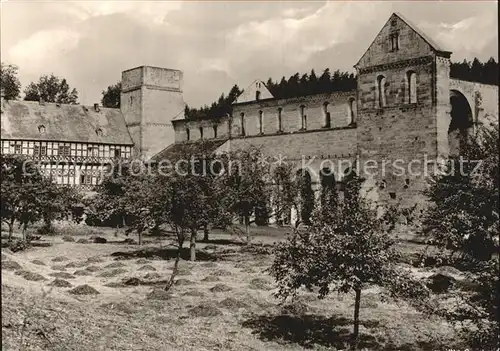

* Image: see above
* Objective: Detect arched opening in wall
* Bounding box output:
[323,102,331,128]
[376,75,386,108]
[296,169,314,225]
[299,105,307,130]
[449,90,473,157]
[186,128,190,141]
[320,167,337,217]
[348,97,356,124]
[258,110,264,134]
[255,90,261,101]
[407,71,417,104]
[277,107,283,132]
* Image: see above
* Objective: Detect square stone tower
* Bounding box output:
[120,66,185,159]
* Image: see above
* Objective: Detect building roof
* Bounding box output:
[393,12,450,54]
[150,138,228,162]
[0,100,133,145]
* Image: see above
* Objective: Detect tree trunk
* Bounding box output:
[138,230,142,246]
[202,224,209,242]
[351,288,361,350]
[245,216,250,244]
[22,226,26,241]
[190,229,197,261]
[165,237,183,291]
[8,218,15,242]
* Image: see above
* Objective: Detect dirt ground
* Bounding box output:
[2,226,460,351]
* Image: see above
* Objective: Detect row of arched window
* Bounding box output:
[184,99,357,141]
[240,100,356,136]
[376,71,417,108]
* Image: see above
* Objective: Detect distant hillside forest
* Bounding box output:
[185,57,498,120]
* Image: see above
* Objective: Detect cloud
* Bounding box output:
[9,28,81,75]
[1,1,497,108]
[419,10,498,60]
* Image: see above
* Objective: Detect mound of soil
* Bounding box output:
[176,267,192,276]
[31,260,46,266]
[51,256,69,262]
[174,279,194,286]
[203,245,218,251]
[137,265,156,272]
[51,265,67,271]
[49,272,75,279]
[104,282,126,288]
[15,270,46,281]
[73,269,92,276]
[69,284,100,295]
[62,236,75,242]
[84,265,101,272]
[123,238,137,245]
[98,268,128,278]
[147,289,173,301]
[143,272,162,280]
[101,302,136,314]
[188,304,222,317]
[201,262,218,268]
[212,270,232,277]
[202,276,220,282]
[2,261,22,270]
[86,256,105,263]
[49,279,73,288]
[123,277,143,286]
[65,261,87,268]
[90,236,107,244]
[76,239,90,244]
[210,284,232,293]
[136,258,152,264]
[248,278,272,290]
[104,261,127,269]
[219,297,248,309]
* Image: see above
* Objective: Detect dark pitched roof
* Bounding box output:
[150,139,228,162]
[0,100,133,145]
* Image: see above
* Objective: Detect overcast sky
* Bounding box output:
[1,1,498,108]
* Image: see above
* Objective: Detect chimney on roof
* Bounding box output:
[94,103,100,112]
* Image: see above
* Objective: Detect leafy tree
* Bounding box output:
[422,124,499,349]
[422,124,499,262]
[24,74,78,104]
[1,155,46,241]
[450,57,499,85]
[0,62,21,100]
[271,175,429,349]
[0,155,82,242]
[101,81,121,108]
[185,84,242,120]
[221,147,271,243]
[37,182,84,234]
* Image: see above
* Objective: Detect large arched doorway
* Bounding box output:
[295,169,314,225]
[449,90,474,157]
